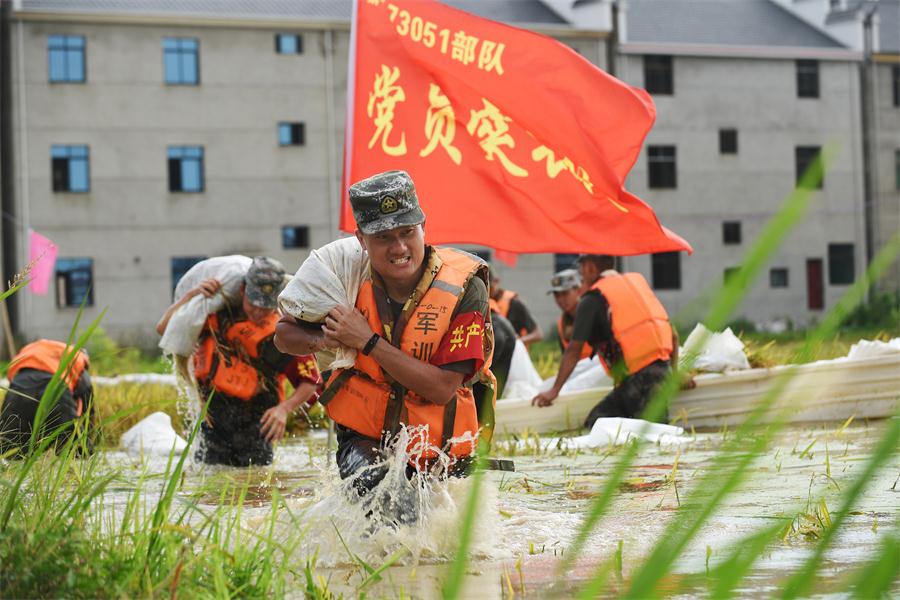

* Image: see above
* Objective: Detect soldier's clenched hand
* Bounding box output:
[323,305,375,350]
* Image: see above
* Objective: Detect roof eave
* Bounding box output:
[619,41,862,61]
[11,8,597,37]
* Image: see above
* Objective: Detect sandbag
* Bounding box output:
[846,337,900,360]
[120,412,187,456]
[158,255,252,357]
[500,340,543,399]
[533,356,612,396]
[681,323,750,372]
[278,237,370,370]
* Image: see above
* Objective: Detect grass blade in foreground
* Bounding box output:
[442,441,488,600]
[619,233,900,598]
[846,530,900,598]
[781,414,900,599]
[558,146,832,584]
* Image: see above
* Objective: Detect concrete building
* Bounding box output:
[0,0,610,350]
[0,0,894,353]
[617,0,869,328]
[772,0,900,292]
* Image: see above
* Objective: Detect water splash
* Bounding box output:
[287,424,499,568]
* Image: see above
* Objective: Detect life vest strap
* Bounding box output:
[441,397,457,450]
[318,369,356,406]
[383,382,405,439]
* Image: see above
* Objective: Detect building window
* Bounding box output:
[651,252,681,290]
[796,60,819,98]
[281,225,310,249]
[168,146,204,192]
[275,34,303,54]
[171,256,206,293]
[770,268,789,288]
[722,221,741,245]
[56,258,93,307]
[163,38,199,85]
[828,243,855,285]
[895,150,900,191]
[51,145,90,193]
[48,35,85,83]
[892,66,899,107]
[644,55,673,95]
[648,145,677,189]
[554,253,579,273]
[278,122,306,146]
[795,146,823,189]
[719,129,738,154]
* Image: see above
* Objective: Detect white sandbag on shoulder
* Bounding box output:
[278,237,370,371]
[121,412,187,456]
[500,340,543,399]
[159,255,252,357]
[681,323,750,372]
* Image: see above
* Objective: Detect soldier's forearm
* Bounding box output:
[275,317,324,356]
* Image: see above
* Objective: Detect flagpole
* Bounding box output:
[339,0,360,232]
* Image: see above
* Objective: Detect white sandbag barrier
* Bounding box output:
[545,418,691,449]
[680,323,750,372]
[93,373,177,387]
[501,340,543,399]
[278,237,369,371]
[120,412,187,456]
[846,337,900,360]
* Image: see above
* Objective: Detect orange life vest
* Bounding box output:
[557,315,593,360]
[8,339,89,394]
[489,289,517,318]
[193,311,282,402]
[591,273,673,375]
[321,247,495,461]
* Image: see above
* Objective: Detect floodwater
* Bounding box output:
[100,419,899,598]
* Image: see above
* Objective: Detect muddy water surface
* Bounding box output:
[101,421,898,598]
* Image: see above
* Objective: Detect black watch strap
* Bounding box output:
[361,333,381,356]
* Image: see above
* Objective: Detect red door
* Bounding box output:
[806,259,824,310]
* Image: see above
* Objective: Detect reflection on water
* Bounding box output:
[98,421,898,598]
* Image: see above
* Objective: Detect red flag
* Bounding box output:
[342,0,692,256]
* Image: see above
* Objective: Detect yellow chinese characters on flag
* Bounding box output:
[342,0,692,256]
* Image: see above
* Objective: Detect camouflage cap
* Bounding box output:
[548,269,581,293]
[244,256,287,309]
[349,170,426,235]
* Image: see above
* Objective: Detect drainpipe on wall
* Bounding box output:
[324,28,337,237]
[0,0,20,358]
[859,7,876,287]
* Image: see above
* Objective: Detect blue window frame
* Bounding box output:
[48,35,85,83]
[278,122,305,146]
[167,146,204,192]
[55,258,93,307]
[554,253,579,273]
[51,145,90,192]
[275,34,303,54]
[282,225,310,249]
[171,256,206,294]
[163,38,199,85]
